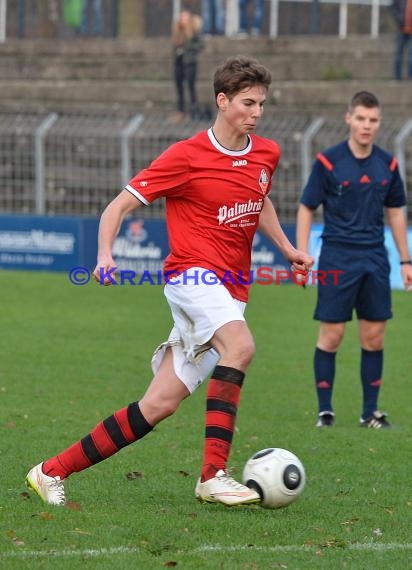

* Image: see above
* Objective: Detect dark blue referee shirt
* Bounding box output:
[301,140,406,246]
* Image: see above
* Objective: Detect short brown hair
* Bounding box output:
[213,56,272,100]
[348,91,380,112]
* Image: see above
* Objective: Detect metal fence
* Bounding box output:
[0,0,395,41]
[0,111,411,223]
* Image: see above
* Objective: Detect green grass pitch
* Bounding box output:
[0,270,411,569]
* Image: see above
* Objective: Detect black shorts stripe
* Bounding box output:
[127,401,153,439]
[206,398,237,416]
[211,365,245,387]
[205,426,233,443]
[81,434,104,465]
[103,416,129,450]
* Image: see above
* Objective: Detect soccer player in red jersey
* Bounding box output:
[26,56,313,506]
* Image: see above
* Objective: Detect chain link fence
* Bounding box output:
[0,110,411,223]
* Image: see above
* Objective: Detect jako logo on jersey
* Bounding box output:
[259,168,269,193]
[232,159,247,167]
[140,181,148,187]
[217,198,264,225]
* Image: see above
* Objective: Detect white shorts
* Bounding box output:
[151,267,246,393]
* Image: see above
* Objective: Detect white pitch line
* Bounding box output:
[1,543,412,559]
[0,546,140,559]
[196,543,412,553]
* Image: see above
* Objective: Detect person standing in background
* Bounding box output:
[201,0,226,35]
[238,0,264,37]
[170,9,204,123]
[79,0,104,36]
[296,91,412,429]
[391,0,412,80]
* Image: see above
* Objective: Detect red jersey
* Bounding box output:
[126,128,280,301]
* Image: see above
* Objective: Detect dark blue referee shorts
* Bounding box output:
[314,243,392,322]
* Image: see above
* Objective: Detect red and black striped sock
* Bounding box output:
[42,401,153,479]
[201,365,245,482]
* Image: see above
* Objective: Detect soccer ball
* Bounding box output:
[242,448,306,508]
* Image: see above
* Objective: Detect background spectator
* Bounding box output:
[79,0,104,36]
[238,0,264,37]
[170,9,204,122]
[391,0,412,79]
[201,0,225,35]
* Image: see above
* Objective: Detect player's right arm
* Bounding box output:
[93,189,143,285]
[296,203,313,253]
[295,204,314,285]
[297,156,325,254]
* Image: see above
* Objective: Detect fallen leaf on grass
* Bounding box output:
[320,538,347,549]
[316,549,325,557]
[65,528,92,535]
[341,517,359,526]
[178,470,190,477]
[65,501,82,510]
[126,471,144,480]
[164,562,177,567]
[20,491,31,500]
[6,531,25,547]
[40,512,54,520]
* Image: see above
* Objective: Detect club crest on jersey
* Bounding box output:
[258,168,269,194]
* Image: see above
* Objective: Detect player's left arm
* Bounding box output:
[258,196,314,271]
[386,206,412,290]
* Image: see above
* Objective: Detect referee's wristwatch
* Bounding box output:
[400,260,412,265]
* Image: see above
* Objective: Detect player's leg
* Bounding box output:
[164,269,260,505]
[196,319,260,505]
[312,244,356,427]
[26,349,188,505]
[356,247,392,428]
[200,318,254,480]
[314,322,345,426]
[358,320,390,427]
[139,348,190,425]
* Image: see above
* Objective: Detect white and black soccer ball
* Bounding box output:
[242,448,306,508]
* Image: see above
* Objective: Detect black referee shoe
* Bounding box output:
[315,411,335,428]
[360,411,391,429]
